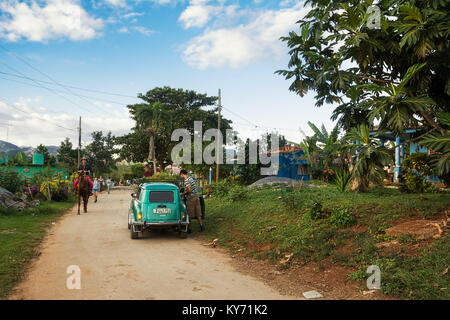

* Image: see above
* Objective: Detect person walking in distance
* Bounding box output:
[106,177,112,194]
[92,177,100,203]
[180,170,204,233]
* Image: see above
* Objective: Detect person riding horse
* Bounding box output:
[74,157,93,195]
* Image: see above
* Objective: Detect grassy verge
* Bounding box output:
[0,198,75,299]
[196,185,450,299]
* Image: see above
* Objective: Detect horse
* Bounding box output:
[76,170,90,215]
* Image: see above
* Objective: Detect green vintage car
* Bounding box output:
[128,182,189,239]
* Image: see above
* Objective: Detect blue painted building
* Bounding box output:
[273,146,311,181]
[369,127,439,183]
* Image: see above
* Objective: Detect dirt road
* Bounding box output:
[9,188,295,300]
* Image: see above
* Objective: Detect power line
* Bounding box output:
[0,46,113,115]
[0,45,136,98]
[0,98,77,132]
[0,62,102,116]
[0,73,129,106]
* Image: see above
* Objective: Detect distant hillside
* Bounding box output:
[0,140,20,153]
[0,140,59,156]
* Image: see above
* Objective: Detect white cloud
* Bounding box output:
[182,3,310,69]
[0,98,133,147]
[179,1,220,29]
[104,0,128,7]
[0,0,104,42]
[131,26,155,36]
[179,1,243,29]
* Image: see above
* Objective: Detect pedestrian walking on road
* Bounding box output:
[92,177,100,203]
[180,170,204,233]
[106,178,112,194]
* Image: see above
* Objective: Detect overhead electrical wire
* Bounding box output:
[0,98,77,133]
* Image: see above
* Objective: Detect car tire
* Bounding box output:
[130,226,139,239]
[128,223,131,230]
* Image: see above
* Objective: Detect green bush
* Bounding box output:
[211,180,234,198]
[334,169,352,192]
[227,185,249,201]
[329,207,356,228]
[0,167,23,193]
[306,201,323,220]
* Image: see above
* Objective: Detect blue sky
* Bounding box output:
[0,0,337,147]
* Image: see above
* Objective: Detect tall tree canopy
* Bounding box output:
[117,86,233,167]
[277,0,449,135]
[84,131,117,176]
[57,138,78,170]
[36,144,56,166]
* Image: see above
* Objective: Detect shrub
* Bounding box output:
[40,179,70,201]
[0,167,23,193]
[329,207,356,228]
[280,187,303,209]
[227,185,249,201]
[402,153,434,198]
[334,169,352,192]
[306,201,323,220]
[211,180,234,198]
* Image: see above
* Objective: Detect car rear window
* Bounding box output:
[148,191,174,203]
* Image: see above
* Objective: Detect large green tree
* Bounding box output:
[57,138,78,171]
[84,131,117,176]
[36,144,56,166]
[117,86,233,168]
[277,0,449,173]
[135,102,172,173]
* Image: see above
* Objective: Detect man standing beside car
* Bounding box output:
[180,170,204,233]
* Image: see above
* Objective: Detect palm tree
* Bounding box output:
[135,102,172,174]
[345,125,392,192]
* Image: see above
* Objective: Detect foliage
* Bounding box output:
[306,201,323,220]
[402,153,433,197]
[36,144,56,166]
[117,86,233,166]
[83,131,117,176]
[345,125,392,191]
[277,0,449,143]
[135,101,173,173]
[40,179,70,201]
[329,207,356,228]
[200,185,450,299]
[57,138,78,171]
[130,163,145,178]
[0,198,76,298]
[144,172,180,181]
[210,180,235,198]
[419,112,450,176]
[0,167,23,193]
[334,168,352,192]
[228,185,249,202]
[14,151,29,166]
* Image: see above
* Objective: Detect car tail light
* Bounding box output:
[138,212,142,220]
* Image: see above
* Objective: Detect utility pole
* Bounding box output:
[216,89,221,182]
[78,116,81,167]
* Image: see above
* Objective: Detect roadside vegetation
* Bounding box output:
[0,198,76,299]
[198,183,449,299]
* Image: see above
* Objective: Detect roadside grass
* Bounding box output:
[0,198,75,299]
[196,185,450,299]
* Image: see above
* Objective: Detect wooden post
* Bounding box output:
[216,89,221,182]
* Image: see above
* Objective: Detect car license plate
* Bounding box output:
[153,208,171,214]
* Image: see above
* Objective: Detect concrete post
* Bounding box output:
[394,136,400,183]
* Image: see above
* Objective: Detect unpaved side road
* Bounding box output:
[9,188,296,300]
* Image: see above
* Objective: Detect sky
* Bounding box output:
[0,0,337,148]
